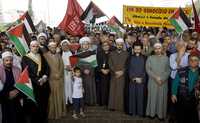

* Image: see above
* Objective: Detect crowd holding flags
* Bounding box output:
[0,0,200,122]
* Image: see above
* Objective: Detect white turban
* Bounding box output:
[115,38,124,43]
[61,39,70,46]
[37,33,47,40]
[79,37,91,44]
[153,42,162,48]
[149,35,155,39]
[30,40,39,46]
[2,51,13,59]
[110,32,116,35]
[48,42,57,47]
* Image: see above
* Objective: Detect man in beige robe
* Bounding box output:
[43,42,66,119]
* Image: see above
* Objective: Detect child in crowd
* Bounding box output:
[72,67,85,119]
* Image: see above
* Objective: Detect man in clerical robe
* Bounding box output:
[61,39,73,105]
[108,38,129,111]
[146,43,170,120]
[22,41,50,123]
[0,51,24,123]
[43,42,66,119]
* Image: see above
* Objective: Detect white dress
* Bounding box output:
[62,51,73,104]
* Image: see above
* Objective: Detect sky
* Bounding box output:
[0,0,197,26]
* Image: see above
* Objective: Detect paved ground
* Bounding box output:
[49,106,168,123]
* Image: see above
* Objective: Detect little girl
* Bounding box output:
[72,67,85,119]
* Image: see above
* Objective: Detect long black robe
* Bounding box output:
[0,68,24,123]
[96,49,111,106]
[21,53,50,123]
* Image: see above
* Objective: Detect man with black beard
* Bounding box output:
[22,41,50,123]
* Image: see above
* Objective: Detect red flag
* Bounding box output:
[58,0,85,36]
[192,0,200,33]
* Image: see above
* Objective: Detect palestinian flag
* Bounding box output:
[76,50,97,68]
[80,1,105,24]
[169,8,192,33]
[15,66,36,103]
[79,54,97,68]
[17,11,36,34]
[7,23,31,56]
[107,16,126,34]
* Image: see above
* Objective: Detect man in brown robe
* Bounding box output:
[43,42,66,119]
[108,38,128,111]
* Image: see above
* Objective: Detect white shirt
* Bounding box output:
[169,52,189,79]
[72,76,83,98]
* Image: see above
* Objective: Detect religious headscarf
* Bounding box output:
[153,42,162,48]
[115,38,124,43]
[79,37,91,44]
[37,33,47,40]
[48,42,57,47]
[2,51,13,59]
[30,40,39,46]
[61,39,70,46]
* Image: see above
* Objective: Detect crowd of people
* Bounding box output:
[0,26,200,123]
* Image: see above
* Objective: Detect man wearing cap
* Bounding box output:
[21,41,50,123]
[37,33,48,46]
[171,51,200,123]
[0,51,24,123]
[78,37,97,105]
[61,40,73,105]
[43,41,66,119]
[108,38,128,111]
[146,42,170,120]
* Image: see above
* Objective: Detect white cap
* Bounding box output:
[48,42,57,46]
[153,42,162,48]
[110,32,116,35]
[115,38,124,43]
[61,39,70,46]
[2,51,13,59]
[37,33,47,40]
[79,37,91,44]
[30,40,39,46]
[149,35,155,39]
